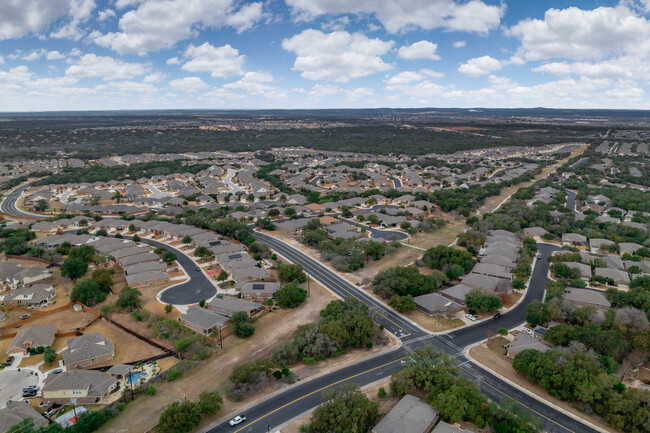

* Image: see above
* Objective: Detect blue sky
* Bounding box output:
[0,0,646,111]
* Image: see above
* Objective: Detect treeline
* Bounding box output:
[34,160,211,186]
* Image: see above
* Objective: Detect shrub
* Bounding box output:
[377,387,387,398]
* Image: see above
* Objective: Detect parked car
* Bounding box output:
[536,252,542,259]
[5,356,15,367]
[23,385,40,392]
[492,313,502,319]
[48,368,63,376]
[464,314,477,322]
[22,390,38,398]
[229,415,246,426]
[19,314,30,320]
[521,327,533,336]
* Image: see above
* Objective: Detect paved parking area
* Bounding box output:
[0,369,39,408]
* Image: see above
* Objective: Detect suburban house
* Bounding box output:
[372,394,439,433]
[440,284,473,305]
[42,370,118,405]
[0,400,48,433]
[207,297,264,317]
[413,293,463,318]
[589,238,616,253]
[62,333,115,369]
[564,262,592,279]
[564,287,612,310]
[523,227,549,239]
[1,284,55,307]
[507,333,551,359]
[125,270,170,288]
[594,268,630,286]
[562,233,587,246]
[179,306,229,335]
[7,325,57,356]
[239,281,281,299]
[230,267,271,283]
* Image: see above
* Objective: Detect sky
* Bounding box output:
[0,0,649,111]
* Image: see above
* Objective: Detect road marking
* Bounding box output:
[232,357,406,433]
[256,234,413,336]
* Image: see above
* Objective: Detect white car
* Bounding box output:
[522,327,533,336]
[465,314,477,322]
[229,415,246,427]
[536,252,542,259]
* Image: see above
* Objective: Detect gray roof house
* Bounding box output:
[471,263,512,280]
[461,273,501,292]
[62,333,115,369]
[0,400,48,433]
[594,268,630,286]
[564,287,612,310]
[589,238,615,252]
[42,370,118,405]
[179,306,229,335]
[413,293,463,317]
[230,267,271,283]
[372,394,439,433]
[507,333,551,359]
[565,262,592,278]
[2,284,55,307]
[440,284,474,305]
[207,297,264,317]
[239,281,281,299]
[562,233,587,246]
[7,325,57,356]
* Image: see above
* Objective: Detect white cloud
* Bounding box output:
[91,0,263,54]
[223,71,287,98]
[345,87,374,101]
[46,50,66,60]
[22,50,46,61]
[397,40,440,60]
[308,83,341,98]
[0,66,32,90]
[282,29,394,82]
[453,40,466,48]
[181,43,245,79]
[96,80,158,93]
[143,72,167,83]
[458,55,501,77]
[0,0,70,40]
[285,0,503,34]
[50,0,97,40]
[0,55,4,64]
[114,0,142,9]
[169,76,208,92]
[385,69,442,85]
[507,6,650,61]
[97,9,116,21]
[166,57,181,65]
[65,54,147,80]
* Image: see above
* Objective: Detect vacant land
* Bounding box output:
[84,318,165,366]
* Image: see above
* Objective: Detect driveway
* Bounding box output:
[0,369,39,408]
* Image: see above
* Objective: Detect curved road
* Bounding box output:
[4,183,598,433]
[1,183,42,219]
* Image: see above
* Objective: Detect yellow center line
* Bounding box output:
[260,236,410,335]
[233,357,406,432]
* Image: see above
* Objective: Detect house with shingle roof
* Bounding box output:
[208,297,264,317]
[62,333,115,369]
[0,400,48,433]
[7,325,57,356]
[179,306,229,335]
[372,394,439,433]
[42,370,117,405]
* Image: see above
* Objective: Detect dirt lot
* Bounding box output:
[84,318,165,366]
[408,216,468,249]
[470,339,618,433]
[5,305,97,334]
[403,310,464,333]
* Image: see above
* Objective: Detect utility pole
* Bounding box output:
[128,370,134,401]
[307,273,310,297]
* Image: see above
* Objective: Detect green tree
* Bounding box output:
[525,300,548,326]
[158,402,202,433]
[217,270,228,281]
[361,240,386,261]
[232,311,255,338]
[132,233,141,243]
[43,346,57,364]
[165,304,173,314]
[445,264,465,279]
[70,279,106,305]
[61,257,88,279]
[306,383,378,433]
[33,199,48,212]
[69,244,95,262]
[198,390,223,415]
[182,235,192,244]
[278,262,307,283]
[115,286,142,311]
[388,294,416,312]
[464,289,503,312]
[193,246,213,259]
[91,268,113,292]
[162,251,177,263]
[422,245,475,273]
[275,283,307,308]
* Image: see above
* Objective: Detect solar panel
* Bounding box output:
[228,254,242,260]
[252,284,265,291]
[209,240,222,246]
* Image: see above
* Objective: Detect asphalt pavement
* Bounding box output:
[1,183,40,219]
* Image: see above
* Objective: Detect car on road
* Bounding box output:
[195,267,200,272]
[23,385,40,392]
[492,313,502,319]
[536,252,542,259]
[14,324,21,328]
[464,314,477,322]
[5,356,15,367]
[229,415,246,426]
[521,327,533,336]
[19,314,30,320]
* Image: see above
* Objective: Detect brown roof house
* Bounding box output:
[0,400,48,433]
[238,281,281,299]
[413,293,463,318]
[207,297,264,317]
[42,370,117,405]
[7,325,57,356]
[507,333,551,359]
[62,333,115,369]
[372,394,439,433]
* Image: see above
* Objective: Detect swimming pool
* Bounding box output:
[126,371,147,386]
